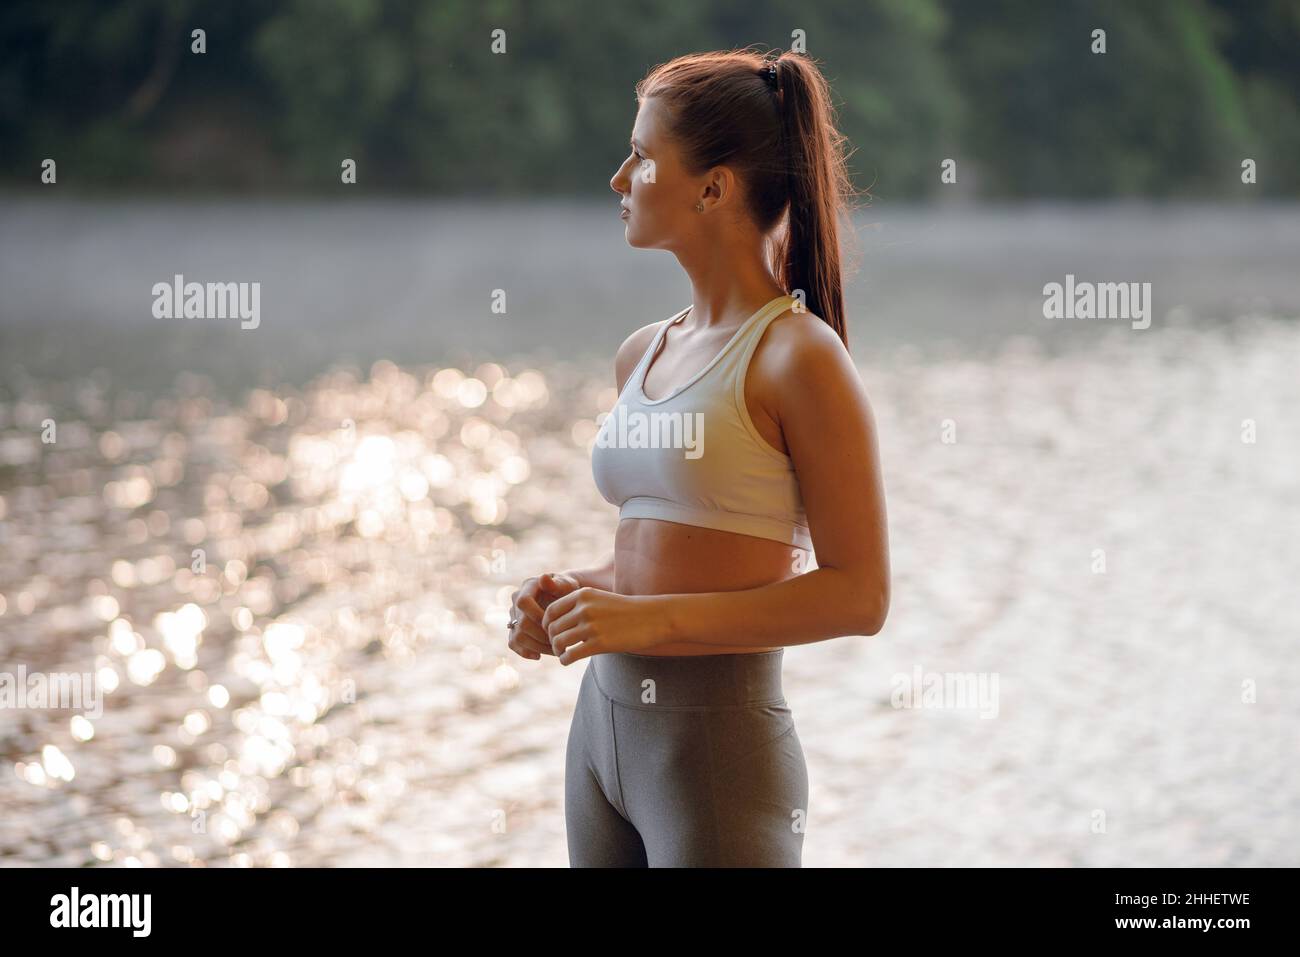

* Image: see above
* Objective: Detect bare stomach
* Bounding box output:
[614,517,808,656]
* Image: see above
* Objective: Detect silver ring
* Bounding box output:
[508,617,519,629]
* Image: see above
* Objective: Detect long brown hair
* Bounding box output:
[635,46,863,349]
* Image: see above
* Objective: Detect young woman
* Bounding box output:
[507,48,890,867]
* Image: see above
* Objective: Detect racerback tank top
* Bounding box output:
[590,294,812,550]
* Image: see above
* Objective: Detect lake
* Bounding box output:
[0,199,1297,866]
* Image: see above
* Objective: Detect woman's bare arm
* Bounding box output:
[652,313,890,646]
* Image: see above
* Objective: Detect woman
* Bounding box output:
[506,48,890,867]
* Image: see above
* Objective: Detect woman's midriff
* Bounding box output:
[614,517,808,656]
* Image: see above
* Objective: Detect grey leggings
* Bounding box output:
[564,649,808,867]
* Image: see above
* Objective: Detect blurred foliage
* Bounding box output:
[0,0,1295,197]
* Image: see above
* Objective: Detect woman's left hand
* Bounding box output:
[541,588,671,664]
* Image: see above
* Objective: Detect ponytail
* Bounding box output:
[771,52,860,350]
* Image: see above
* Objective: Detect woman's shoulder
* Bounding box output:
[747,305,864,411]
[613,309,682,391]
[754,305,848,373]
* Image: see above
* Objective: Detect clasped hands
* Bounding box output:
[507,573,669,665]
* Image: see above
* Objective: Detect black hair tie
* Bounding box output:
[763,60,779,92]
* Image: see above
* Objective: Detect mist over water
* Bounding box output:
[3,199,1299,393]
[1,200,1297,865]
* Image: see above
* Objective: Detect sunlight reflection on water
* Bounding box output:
[0,313,1297,866]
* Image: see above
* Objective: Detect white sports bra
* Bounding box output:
[590,294,813,550]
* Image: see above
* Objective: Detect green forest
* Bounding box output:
[2,0,1297,198]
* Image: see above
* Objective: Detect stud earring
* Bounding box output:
[695,201,704,212]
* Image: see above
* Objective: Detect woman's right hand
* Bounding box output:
[508,572,582,659]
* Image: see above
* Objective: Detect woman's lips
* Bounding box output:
[620,208,630,219]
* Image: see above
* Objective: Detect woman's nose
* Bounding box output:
[611,157,633,194]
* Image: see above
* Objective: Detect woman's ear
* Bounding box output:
[703,165,736,211]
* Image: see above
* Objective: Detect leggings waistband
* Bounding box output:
[590,650,785,709]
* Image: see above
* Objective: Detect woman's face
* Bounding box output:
[609,97,699,249]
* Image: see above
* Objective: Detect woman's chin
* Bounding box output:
[623,225,659,249]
